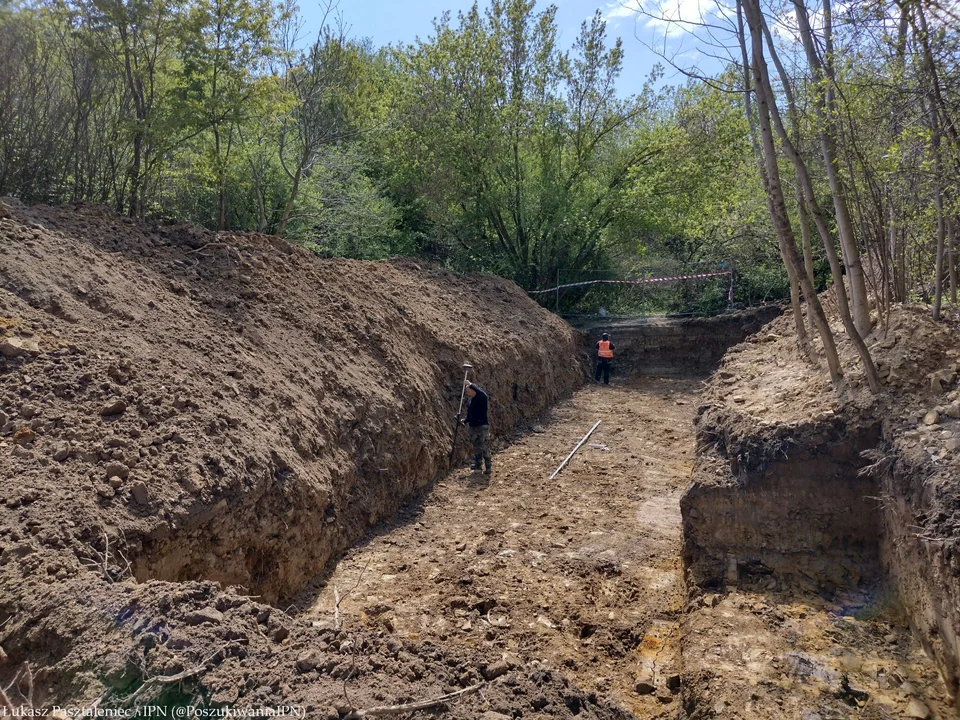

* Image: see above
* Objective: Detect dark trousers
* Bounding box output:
[595,358,611,384]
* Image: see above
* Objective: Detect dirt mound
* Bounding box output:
[0,201,598,713]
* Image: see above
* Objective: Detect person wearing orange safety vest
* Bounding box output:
[594,332,615,385]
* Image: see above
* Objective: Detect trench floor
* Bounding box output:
[305,377,954,718]
[306,376,695,716]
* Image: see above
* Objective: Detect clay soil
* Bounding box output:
[303,377,696,716]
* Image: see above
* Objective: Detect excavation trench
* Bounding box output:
[4,203,953,716]
[302,375,698,717]
[299,309,956,718]
[122,310,781,610]
[678,313,959,719]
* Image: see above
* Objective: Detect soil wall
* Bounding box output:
[0,201,585,705]
[878,430,960,699]
[681,305,960,706]
[683,413,882,590]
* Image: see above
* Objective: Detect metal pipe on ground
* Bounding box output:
[549,420,601,480]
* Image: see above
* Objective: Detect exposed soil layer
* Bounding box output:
[4,197,958,719]
[305,378,697,717]
[682,303,960,716]
[0,200,585,709]
[569,307,782,376]
[684,407,883,591]
[879,402,960,702]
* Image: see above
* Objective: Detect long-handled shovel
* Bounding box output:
[449,363,473,465]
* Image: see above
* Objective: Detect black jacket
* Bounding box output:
[466,385,489,427]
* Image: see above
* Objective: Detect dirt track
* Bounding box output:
[304,376,697,716]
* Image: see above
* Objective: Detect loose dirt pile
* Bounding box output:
[0,200,595,713]
[682,301,960,718]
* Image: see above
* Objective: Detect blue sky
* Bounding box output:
[297,0,733,96]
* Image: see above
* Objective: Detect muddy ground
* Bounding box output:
[305,377,694,717]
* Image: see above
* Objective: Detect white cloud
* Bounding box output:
[604,0,644,20]
[604,0,737,40]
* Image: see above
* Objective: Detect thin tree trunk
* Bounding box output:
[949,217,957,304]
[737,0,812,358]
[742,0,843,384]
[933,182,945,320]
[755,8,881,391]
[797,182,816,286]
[794,0,872,336]
[278,163,304,236]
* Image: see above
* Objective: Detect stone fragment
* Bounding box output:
[13,427,36,446]
[185,607,224,625]
[0,409,7,426]
[905,699,931,719]
[482,660,511,681]
[635,679,656,695]
[108,476,124,489]
[1,336,39,358]
[100,399,127,417]
[130,481,149,505]
[295,650,320,672]
[105,461,130,479]
[946,438,960,452]
[481,713,511,720]
[666,674,682,692]
[52,442,71,462]
[97,486,115,499]
[924,410,940,426]
[20,404,40,419]
[946,402,960,419]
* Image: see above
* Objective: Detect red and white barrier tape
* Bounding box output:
[527,270,732,295]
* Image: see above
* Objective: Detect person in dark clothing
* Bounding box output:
[595,332,614,384]
[462,383,492,474]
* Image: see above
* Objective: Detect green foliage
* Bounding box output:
[3,0,955,319]
[381,0,655,288]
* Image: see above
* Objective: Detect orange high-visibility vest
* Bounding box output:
[598,340,613,358]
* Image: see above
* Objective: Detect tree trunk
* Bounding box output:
[278,163,303,237]
[933,183,945,320]
[754,8,880,390]
[742,0,843,384]
[793,0,872,336]
[796,182,816,286]
[949,217,957,305]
